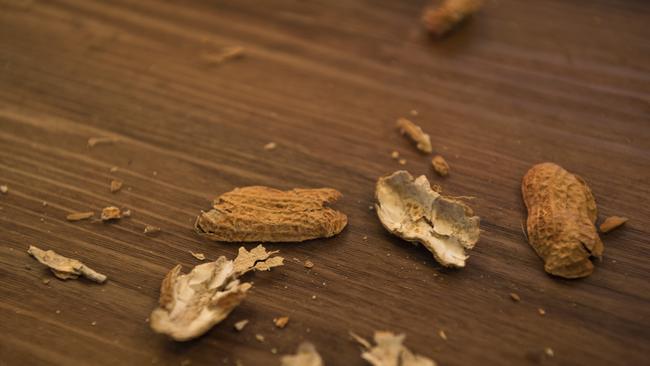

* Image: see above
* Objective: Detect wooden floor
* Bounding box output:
[1,0,649,365]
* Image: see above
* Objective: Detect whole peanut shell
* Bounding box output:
[522,163,604,278]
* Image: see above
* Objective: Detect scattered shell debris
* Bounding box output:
[599,216,628,233]
[349,331,372,349]
[149,245,283,341]
[281,342,323,366]
[234,319,249,332]
[110,179,123,193]
[255,334,265,343]
[438,330,447,341]
[510,293,521,302]
[396,118,432,153]
[391,151,400,159]
[195,186,347,242]
[264,142,277,150]
[144,225,161,235]
[422,0,484,37]
[304,260,314,269]
[398,158,407,166]
[27,245,107,283]
[274,316,290,329]
[122,209,131,217]
[110,166,119,173]
[538,308,546,316]
[190,251,206,261]
[375,170,480,267]
[101,206,121,221]
[545,348,554,357]
[87,136,117,147]
[431,155,449,176]
[353,331,436,366]
[203,46,244,64]
[0,184,8,194]
[66,211,94,221]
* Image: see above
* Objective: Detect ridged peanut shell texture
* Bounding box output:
[195,186,348,242]
[522,163,604,278]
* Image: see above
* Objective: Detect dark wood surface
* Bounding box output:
[1,0,649,365]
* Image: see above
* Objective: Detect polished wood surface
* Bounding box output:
[1,0,649,365]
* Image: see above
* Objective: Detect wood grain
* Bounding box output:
[1,0,649,365]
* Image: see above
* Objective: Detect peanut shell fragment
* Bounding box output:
[190,251,206,261]
[354,331,436,366]
[66,211,94,221]
[149,245,283,341]
[599,216,628,233]
[234,319,249,331]
[281,343,323,366]
[110,179,123,193]
[202,46,244,64]
[431,155,449,176]
[87,136,117,147]
[144,225,161,235]
[195,186,347,242]
[101,206,121,221]
[274,316,289,329]
[422,0,484,37]
[396,118,432,153]
[522,162,603,279]
[27,245,107,283]
[375,170,480,267]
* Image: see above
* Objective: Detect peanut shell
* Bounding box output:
[522,162,603,278]
[195,186,347,242]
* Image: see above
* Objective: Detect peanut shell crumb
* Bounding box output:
[190,251,206,261]
[599,216,628,233]
[110,180,123,193]
[101,206,121,221]
[274,316,289,329]
[431,155,450,176]
[144,225,161,235]
[234,319,249,331]
[439,329,448,341]
[396,118,432,153]
[66,211,94,221]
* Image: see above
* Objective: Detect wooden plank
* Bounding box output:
[0,0,648,365]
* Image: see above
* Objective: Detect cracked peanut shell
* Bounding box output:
[195,186,347,242]
[522,162,604,278]
[375,170,480,267]
[150,245,283,341]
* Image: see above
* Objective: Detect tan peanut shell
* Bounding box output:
[375,170,480,267]
[28,245,107,283]
[195,186,347,242]
[522,163,604,278]
[150,245,283,341]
